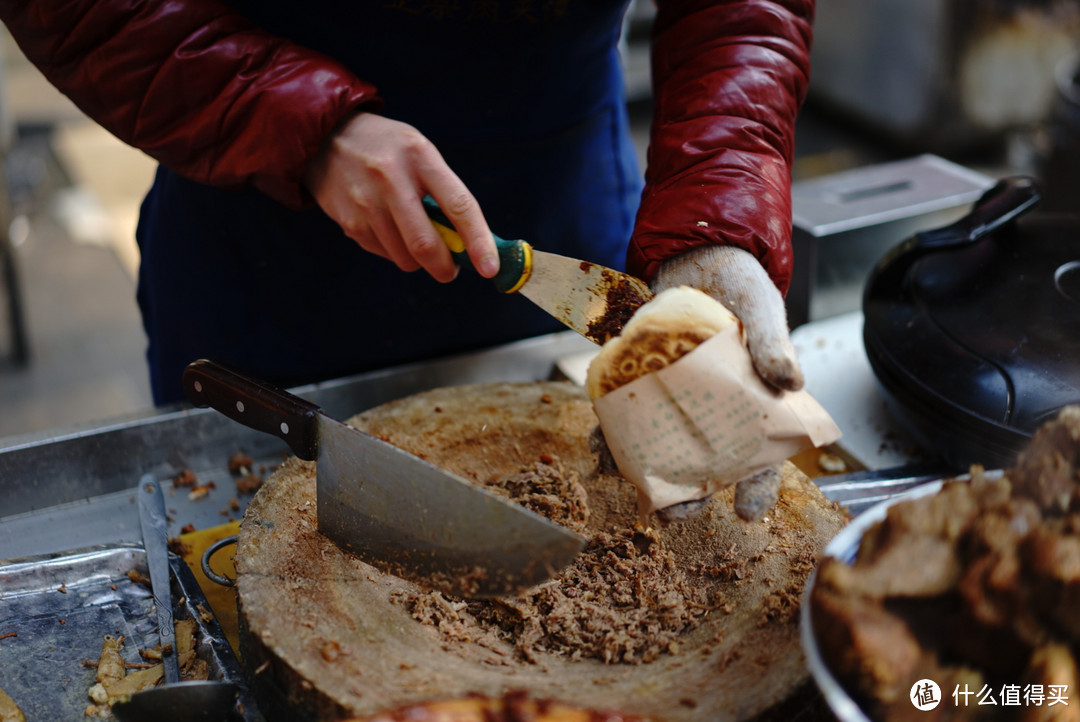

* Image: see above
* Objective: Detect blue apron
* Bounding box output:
[136,0,643,404]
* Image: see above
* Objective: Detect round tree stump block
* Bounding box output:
[235,382,845,721]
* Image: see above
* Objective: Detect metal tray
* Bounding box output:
[0,543,260,720]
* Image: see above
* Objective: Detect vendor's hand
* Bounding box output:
[732,467,782,522]
[594,422,781,524]
[304,112,499,283]
[653,466,781,524]
[651,245,801,524]
[652,245,803,392]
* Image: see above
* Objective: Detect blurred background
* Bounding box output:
[1,0,1079,445]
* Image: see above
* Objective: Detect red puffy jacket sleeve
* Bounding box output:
[628,0,813,294]
[0,0,381,209]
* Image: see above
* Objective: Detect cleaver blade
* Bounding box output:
[183,359,585,598]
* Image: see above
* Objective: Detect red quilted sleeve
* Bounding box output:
[628,0,814,293]
[0,0,382,209]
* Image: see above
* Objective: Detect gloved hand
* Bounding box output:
[652,245,803,392]
[650,245,803,523]
[304,112,499,283]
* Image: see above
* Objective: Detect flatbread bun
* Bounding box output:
[584,286,738,399]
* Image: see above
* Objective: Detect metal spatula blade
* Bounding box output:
[422,196,654,344]
[183,360,585,598]
[115,475,241,722]
[136,474,180,684]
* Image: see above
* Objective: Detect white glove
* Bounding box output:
[652,245,803,392]
[651,245,802,522]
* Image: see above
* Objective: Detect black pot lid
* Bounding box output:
[863,176,1080,467]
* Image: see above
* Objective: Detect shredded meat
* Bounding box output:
[812,406,1080,720]
[482,458,590,534]
[392,459,715,665]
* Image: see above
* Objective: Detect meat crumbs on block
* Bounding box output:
[390,457,717,665]
[234,382,849,722]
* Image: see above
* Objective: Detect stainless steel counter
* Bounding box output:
[0,331,597,561]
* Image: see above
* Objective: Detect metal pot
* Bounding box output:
[862,176,1080,469]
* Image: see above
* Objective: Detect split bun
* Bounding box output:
[584,286,738,399]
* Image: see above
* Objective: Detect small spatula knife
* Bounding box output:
[423,197,653,344]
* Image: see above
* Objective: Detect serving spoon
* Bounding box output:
[111,475,241,722]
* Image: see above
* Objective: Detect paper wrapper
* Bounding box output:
[592,324,841,516]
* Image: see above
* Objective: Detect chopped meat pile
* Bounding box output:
[811,406,1080,720]
[391,458,715,665]
[482,456,590,534]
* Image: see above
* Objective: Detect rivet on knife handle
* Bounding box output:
[183,359,320,461]
[421,195,531,293]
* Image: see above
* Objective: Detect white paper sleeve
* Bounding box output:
[592,325,841,515]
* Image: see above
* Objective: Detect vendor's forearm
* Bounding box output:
[0,0,381,209]
[629,0,814,293]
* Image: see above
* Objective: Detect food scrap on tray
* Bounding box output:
[229,451,265,495]
[172,451,264,504]
[83,618,209,718]
[811,405,1080,721]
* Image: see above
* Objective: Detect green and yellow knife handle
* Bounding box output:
[421,196,532,294]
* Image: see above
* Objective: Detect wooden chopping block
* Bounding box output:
[234,382,847,721]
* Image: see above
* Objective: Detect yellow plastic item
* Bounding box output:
[179,521,241,655]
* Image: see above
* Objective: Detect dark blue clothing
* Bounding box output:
[135,0,642,404]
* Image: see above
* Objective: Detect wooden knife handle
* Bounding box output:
[421,195,532,293]
[183,359,320,461]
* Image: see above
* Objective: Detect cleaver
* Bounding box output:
[182,359,585,598]
[423,197,653,344]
